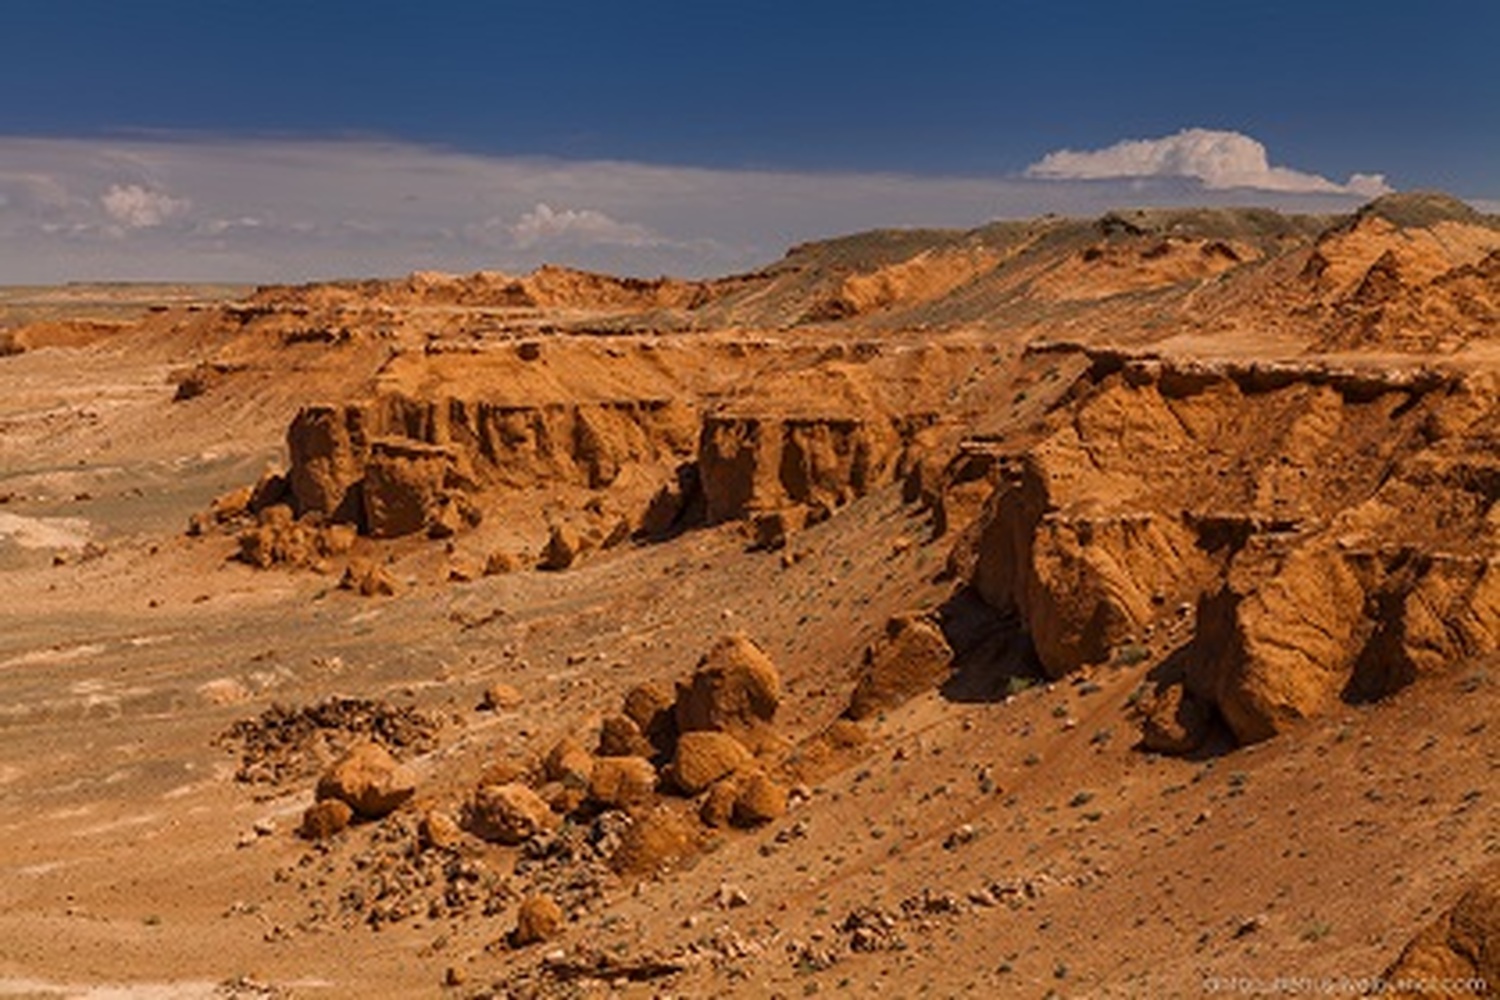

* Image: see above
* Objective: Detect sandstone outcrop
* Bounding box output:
[1382,867,1500,999]
[698,411,918,524]
[967,355,1499,746]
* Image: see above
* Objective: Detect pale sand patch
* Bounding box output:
[0,511,91,549]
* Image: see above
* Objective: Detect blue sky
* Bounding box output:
[0,1,1494,282]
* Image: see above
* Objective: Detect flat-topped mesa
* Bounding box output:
[964,354,1498,747]
[286,392,699,536]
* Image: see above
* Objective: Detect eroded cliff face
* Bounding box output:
[284,393,700,537]
[698,412,932,524]
[965,355,1498,745]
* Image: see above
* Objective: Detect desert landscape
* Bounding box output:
[0,191,1496,999]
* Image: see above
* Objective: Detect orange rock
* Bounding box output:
[669,731,753,795]
[512,893,564,946]
[314,741,415,820]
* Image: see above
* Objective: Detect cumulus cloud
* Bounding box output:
[1026,128,1391,197]
[100,183,191,228]
[510,202,659,249]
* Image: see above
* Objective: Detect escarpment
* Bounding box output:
[964,352,1498,745]
[187,193,1499,750]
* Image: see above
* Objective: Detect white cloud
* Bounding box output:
[510,202,659,248]
[0,134,1420,284]
[1026,128,1391,197]
[100,183,191,228]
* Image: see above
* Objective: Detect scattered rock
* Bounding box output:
[484,549,521,576]
[822,719,870,749]
[715,882,751,909]
[539,522,586,571]
[198,677,253,707]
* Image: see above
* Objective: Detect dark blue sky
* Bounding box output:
[3,0,1495,194]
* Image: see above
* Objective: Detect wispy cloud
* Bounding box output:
[0,132,1402,284]
[1026,128,1391,198]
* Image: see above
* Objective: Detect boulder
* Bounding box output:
[543,737,594,789]
[479,683,524,711]
[466,782,558,845]
[478,759,529,787]
[512,893,564,947]
[846,615,953,719]
[299,799,354,840]
[747,507,807,551]
[588,756,658,810]
[610,807,698,876]
[340,558,397,597]
[314,741,416,820]
[1187,544,1367,744]
[538,780,587,817]
[622,682,677,757]
[699,776,741,828]
[596,714,655,758]
[669,731,753,795]
[673,633,780,743]
[418,809,463,850]
[731,772,789,827]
